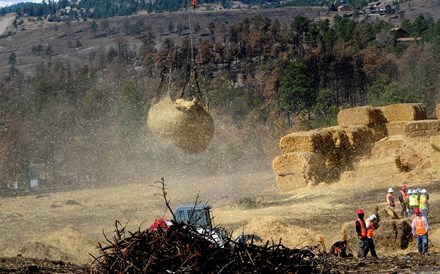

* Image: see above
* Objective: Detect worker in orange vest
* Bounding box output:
[365,214,378,259]
[355,208,367,259]
[412,208,429,255]
[398,184,409,218]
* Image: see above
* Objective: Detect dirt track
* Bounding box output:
[0,15,14,35]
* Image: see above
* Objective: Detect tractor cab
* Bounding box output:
[173,205,213,229]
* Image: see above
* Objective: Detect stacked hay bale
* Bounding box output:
[382,103,440,138]
[337,106,388,140]
[273,104,440,191]
[273,124,377,191]
[147,95,214,154]
[381,103,426,122]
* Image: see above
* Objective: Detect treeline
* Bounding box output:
[1,14,439,188]
[0,0,323,20]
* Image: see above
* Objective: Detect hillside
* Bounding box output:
[1,0,440,78]
[0,6,330,77]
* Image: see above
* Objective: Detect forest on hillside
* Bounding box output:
[0,0,324,19]
[0,12,439,190]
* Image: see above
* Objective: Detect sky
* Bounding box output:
[0,0,48,8]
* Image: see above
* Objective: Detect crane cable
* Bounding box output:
[180,0,209,111]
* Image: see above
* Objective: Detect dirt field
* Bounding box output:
[1,155,440,273]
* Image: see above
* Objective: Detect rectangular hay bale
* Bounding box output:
[337,106,386,126]
[405,120,440,138]
[381,103,426,122]
[386,122,408,136]
[279,129,333,154]
[341,125,375,149]
[272,152,326,176]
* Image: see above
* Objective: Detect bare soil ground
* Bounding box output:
[1,161,440,272]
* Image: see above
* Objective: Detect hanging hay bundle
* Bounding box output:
[147,95,214,154]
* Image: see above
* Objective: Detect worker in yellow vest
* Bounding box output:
[355,208,367,259]
[419,189,429,218]
[408,189,419,217]
[411,208,429,255]
[365,214,378,259]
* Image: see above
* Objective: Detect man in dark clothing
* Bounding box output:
[330,240,353,258]
[398,184,409,218]
[355,208,367,258]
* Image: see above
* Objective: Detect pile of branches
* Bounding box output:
[90,220,329,273]
[90,178,331,273]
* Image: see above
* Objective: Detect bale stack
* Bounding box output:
[273,125,376,191]
[147,95,214,154]
[274,130,331,191]
[273,103,439,191]
[382,103,429,137]
[337,106,387,140]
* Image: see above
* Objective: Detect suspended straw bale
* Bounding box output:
[404,120,440,138]
[147,95,214,154]
[272,152,326,176]
[337,106,386,126]
[386,122,408,136]
[381,103,427,123]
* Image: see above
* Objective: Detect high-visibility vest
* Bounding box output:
[366,220,374,237]
[409,194,419,207]
[414,216,427,235]
[355,218,367,238]
[400,190,408,204]
[386,193,395,207]
[420,194,428,210]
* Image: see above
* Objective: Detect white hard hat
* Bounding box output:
[408,189,412,194]
[388,188,394,193]
[421,189,427,194]
[416,188,421,193]
[369,214,377,221]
